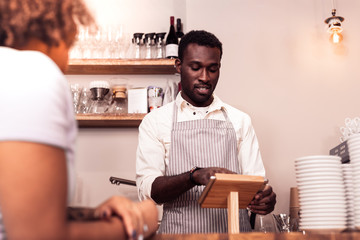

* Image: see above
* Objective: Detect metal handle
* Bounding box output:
[109,176,136,186]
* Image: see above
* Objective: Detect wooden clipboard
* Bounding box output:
[198,173,267,208]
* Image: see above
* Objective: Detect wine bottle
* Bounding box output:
[176,18,184,41]
[165,16,178,59]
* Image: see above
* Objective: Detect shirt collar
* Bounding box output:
[175,92,226,113]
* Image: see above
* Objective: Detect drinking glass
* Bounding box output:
[70,84,82,114]
[77,88,91,114]
[253,214,277,233]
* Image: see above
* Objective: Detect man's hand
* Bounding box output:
[151,167,235,204]
[192,167,236,185]
[247,184,277,215]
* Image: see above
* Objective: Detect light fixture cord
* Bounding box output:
[331,0,336,10]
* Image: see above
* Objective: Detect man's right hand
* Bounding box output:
[191,167,236,185]
[151,167,234,204]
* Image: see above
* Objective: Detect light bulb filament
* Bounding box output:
[332,31,340,43]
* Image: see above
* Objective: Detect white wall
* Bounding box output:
[186,0,360,213]
[70,0,360,215]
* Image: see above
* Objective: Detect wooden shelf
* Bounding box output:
[66,59,177,75]
[76,114,146,128]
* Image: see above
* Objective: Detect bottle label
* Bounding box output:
[165,44,178,58]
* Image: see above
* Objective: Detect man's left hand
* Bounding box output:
[247,184,276,215]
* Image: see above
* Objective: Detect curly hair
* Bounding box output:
[178,30,223,61]
[0,0,94,48]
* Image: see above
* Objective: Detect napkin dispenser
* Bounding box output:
[329,141,349,163]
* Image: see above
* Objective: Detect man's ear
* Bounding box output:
[175,58,181,74]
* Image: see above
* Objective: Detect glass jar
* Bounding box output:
[110,86,128,114]
[88,80,110,114]
[144,32,155,59]
[131,33,144,59]
[155,32,166,59]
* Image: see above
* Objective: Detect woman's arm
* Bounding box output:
[0,142,157,240]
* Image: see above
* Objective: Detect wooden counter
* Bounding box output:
[149,231,360,240]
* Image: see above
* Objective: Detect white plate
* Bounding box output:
[300,221,346,226]
[296,171,343,177]
[300,201,347,207]
[300,212,347,218]
[347,142,360,148]
[347,139,360,146]
[300,196,345,202]
[298,187,345,194]
[295,163,341,170]
[348,146,360,153]
[297,180,344,189]
[348,133,360,141]
[296,175,343,183]
[297,183,344,190]
[296,166,342,173]
[349,148,360,154]
[343,181,354,185]
[296,155,341,161]
[299,191,345,198]
[300,204,346,211]
[300,216,347,220]
[345,194,355,200]
[347,145,360,151]
[299,222,346,227]
[348,153,360,159]
[299,195,345,202]
[350,158,360,163]
[350,160,360,165]
[353,167,360,172]
[294,159,341,166]
[300,209,347,215]
[300,219,347,225]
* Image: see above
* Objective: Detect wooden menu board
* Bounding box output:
[198,173,267,208]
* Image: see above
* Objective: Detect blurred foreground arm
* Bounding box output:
[0,142,157,240]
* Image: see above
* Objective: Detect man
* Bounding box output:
[136,30,276,233]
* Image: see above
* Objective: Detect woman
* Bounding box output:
[0,0,157,239]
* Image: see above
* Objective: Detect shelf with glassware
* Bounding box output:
[66,58,177,128]
[76,113,146,128]
[66,58,176,75]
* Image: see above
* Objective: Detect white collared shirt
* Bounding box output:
[136,93,265,200]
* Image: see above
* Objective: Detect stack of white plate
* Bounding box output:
[341,163,355,229]
[295,155,347,231]
[347,133,360,228]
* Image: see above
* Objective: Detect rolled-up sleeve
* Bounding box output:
[136,114,167,201]
[237,116,266,177]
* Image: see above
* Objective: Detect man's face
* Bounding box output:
[176,43,221,107]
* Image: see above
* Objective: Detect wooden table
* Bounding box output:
[149,231,360,240]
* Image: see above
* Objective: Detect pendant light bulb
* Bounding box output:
[331,31,342,44]
[324,9,344,44]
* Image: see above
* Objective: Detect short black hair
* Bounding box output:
[178,30,223,61]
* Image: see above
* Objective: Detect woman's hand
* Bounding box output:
[94,196,143,240]
[94,197,158,240]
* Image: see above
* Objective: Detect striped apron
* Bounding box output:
[158,105,252,233]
